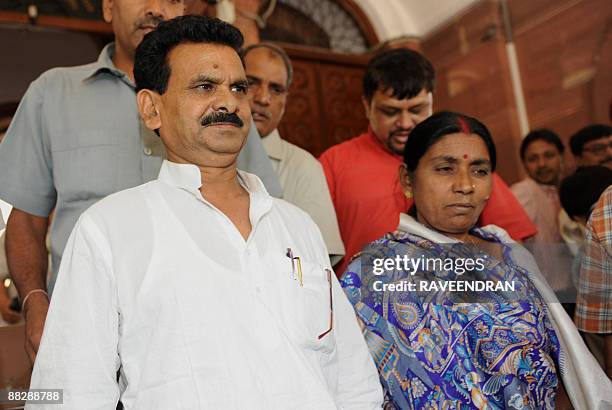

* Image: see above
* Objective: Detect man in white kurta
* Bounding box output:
[30,161,382,409]
[243,43,345,265]
[261,128,345,264]
[28,15,382,410]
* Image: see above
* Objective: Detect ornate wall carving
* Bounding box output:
[277,46,370,157]
[262,0,372,53]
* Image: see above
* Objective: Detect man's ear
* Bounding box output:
[102,0,113,23]
[361,96,371,121]
[398,163,413,198]
[136,89,162,132]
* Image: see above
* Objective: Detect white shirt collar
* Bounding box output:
[398,213,459,243]
[157,160,272,210]
[261,129,283,161]
[157,160,203,197]
[397,213,513,244]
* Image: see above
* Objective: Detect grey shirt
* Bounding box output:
[0,43,282,292]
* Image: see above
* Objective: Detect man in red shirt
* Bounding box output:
[320,49,536,274]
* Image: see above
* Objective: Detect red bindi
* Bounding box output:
[463,154,468,159]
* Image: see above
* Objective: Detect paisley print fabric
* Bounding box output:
[340,228,560,410]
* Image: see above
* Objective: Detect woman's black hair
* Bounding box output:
[403,111,496,173]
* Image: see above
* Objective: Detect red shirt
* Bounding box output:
[320,131,537,274]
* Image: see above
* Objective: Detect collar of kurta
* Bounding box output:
[157,159,274,216]
[83,42,134,87]
[261,129,283,161]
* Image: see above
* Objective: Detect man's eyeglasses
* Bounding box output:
[285,249,334,339]
[583,140,612,156]
[318,268,334,340]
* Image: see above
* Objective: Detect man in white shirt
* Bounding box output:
[511,129,565,244]
[242,43,345,265]
[28,15,382,409]
[511,129,574,301]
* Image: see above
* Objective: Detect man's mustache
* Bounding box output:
[391,129,412,136]
[136,16,163,30]
[252,109,271,119]
[201,112,244,128]
[535,167,553,175]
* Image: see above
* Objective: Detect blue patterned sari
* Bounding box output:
[340,226,560,410]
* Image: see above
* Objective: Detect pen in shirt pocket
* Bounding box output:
[285,247,303,287]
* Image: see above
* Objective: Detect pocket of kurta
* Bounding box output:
[291,261,336,354]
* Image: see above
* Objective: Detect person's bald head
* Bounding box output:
[242,44,293,137]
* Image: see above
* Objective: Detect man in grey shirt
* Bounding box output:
[0,0,281,363]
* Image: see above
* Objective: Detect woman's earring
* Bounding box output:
[404,189,413,199]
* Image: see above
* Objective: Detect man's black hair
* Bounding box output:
[569,124,612,156]
[559,166,612,220]
[520,129,564,160]
[363,48,435,103]
[241,43,293,87]
[134,15,244,94]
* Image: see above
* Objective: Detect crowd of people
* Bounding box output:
[0,1,610,409]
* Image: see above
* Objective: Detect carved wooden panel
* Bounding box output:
[318,64,367,148]
[278,60,321,153]
[278,45,369,157]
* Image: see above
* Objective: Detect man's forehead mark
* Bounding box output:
[213,63,219,69]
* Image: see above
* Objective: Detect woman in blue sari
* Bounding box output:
[340,112,611,409]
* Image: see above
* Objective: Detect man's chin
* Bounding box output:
[252,120,272,136]
[255,126,274,138]
[533,175,555,185]
[389,143,406,156]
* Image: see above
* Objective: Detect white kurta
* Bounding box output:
[262,129,345,265]
[29,160,383,409]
